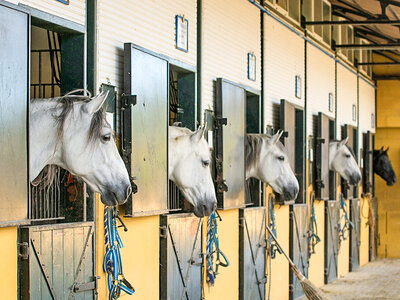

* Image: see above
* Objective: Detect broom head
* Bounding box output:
[291,265,330,300]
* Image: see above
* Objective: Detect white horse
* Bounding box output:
[30,91,132,206]
[329,137,361,185]
[169,125,217,217]
[245,130,299,201]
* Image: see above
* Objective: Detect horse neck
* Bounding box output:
[168,128,187,179]
[328,142,337,171]
[245,139,261,180]
[29,100,62,181]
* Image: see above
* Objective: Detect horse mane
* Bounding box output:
[246,134,286,171]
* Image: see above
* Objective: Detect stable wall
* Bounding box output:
[0,227,18,299]
[337,198,350,277]
[376,80,400,258]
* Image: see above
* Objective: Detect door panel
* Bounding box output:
[160,214,202,300]
[349,199,361,271]
[0,3,30,226]
[239,207,266,300]
[19,222,95,299]
[325,200,339,283]
[215,78,246,209]
[316,113,332,200]
[123,43,168,216]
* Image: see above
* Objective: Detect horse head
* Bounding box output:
[169,125,216,217]
[30,91,132,206]
[374,147,396,186]
[246,131,299,201]
[329,137,361,185]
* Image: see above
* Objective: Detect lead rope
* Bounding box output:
[268,199,282,258]
[309,192,321,257]
[338,193,353,249]
[206,210,229,285]
[103,207,135,299]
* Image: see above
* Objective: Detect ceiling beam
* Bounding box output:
[335,43,400,50]
[357,61,400,65]
[304,19,400,26]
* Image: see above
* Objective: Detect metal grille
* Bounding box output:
[31,30,61,98]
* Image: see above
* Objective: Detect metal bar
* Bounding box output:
[357,61,400,65]
[38,51,42,98]
[373,75,400,80]
[30,238,59,300]
[304,19,400,25]
[335,43,400,50]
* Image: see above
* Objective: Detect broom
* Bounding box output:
[266,225,330,300]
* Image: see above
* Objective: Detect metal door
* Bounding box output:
[123,43,169,216]
[349,199,361,271]
[316,113,335,200]
[0,2,30,226]
[19,222,96,299]
[324,200,339,283]
[280,100,305,204]
[369,197,378,261]
[214,78,246,209]
[289,204,308,300]
[341,125,358,200]
[160,214,202,300]
[363,131,374,194]
[239,207,267,300]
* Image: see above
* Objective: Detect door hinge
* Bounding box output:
[159,225,167,239]
[18,242,29,260]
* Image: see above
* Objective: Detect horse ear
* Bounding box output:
[191,125,206,143]
[83,91,108,114]
[385,147,390,153]
[338,136,349,148]
[269,130,283,145]
[380,146,384,153]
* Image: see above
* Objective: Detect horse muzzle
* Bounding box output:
[349,172,362,185]
[281,185,299,201]
[193,200,217,217]
[101,184,132,206]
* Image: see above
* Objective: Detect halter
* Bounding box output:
[103,207,135,299]
[206,210,229,285]
[338,193,353,249]
[268,199,282,258]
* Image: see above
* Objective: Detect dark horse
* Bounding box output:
[374,147,397,186]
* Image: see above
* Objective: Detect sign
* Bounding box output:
[328,92,334,112]
[176,15,188,52]
[247,52,256,81]
[352,104,357,121]
[295,75,302,99]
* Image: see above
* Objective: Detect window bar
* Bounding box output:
[38,52,42,98]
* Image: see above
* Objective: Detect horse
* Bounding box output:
[30,91,132,206]
[245,130,299,201]
[374,147,396,186]
[169,125,217,217]
[329,137,361,185]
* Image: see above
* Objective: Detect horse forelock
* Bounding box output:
[330,140,356,158]
[42,94,107,143]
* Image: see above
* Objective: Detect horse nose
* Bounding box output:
[282,185,298,201]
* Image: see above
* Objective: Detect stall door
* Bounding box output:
[363,131,374,194]
[239,207,267,300]
[341,125,358,200]
[316,113,335,201]
[214,78,246,209]
[123,43,169,216]
[280,100,305,204]
[160,214,202,300]
[325,201,339,283]
[19,222,95,299]
[0,2,30,226]
[369,196,378,261]
[289,205,309,300]
[349,199,361,271]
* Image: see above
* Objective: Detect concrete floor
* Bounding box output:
[319,259,400,299]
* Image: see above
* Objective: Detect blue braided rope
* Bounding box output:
[206,211,229,285]
[268,200,282,259]
[338,194,353,249]
[309,193,321,256]
[103,207,135,299]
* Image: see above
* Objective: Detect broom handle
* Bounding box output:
[266,224,304,278]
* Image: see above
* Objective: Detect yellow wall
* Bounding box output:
[307,199,325,287]
[267,204,289,300]
[376,80,400,258]
[337,198,350,277]
[96,200,160,300]
[203,209,239,300]
[0,226,17,299]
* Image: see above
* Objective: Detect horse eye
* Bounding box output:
[278,156,284,161]
[345,154,351,158]
[202,160,210,167]
[102,134,111,142]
